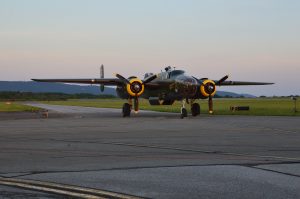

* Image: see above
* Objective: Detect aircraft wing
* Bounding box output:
[216,81,274,86]
[31,78,124,86]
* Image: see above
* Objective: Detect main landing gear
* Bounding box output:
[181,99,201,119]
[122,98,201,118]
[122,103,131,117]
[191,103,200,116]
[123,98,132,117]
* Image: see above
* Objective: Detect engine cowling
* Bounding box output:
[200,80,217,97]
[126,78,145,97]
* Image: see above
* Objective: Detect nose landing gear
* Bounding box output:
[180,99,187,119]
[180,107,188,119]
[180,99,201,118]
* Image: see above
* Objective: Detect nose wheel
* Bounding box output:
[181,107,188,119]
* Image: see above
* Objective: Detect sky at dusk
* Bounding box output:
[0,0,299,96]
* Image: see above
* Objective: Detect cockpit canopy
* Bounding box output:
[144,67,185,80]
[169,70,185,78]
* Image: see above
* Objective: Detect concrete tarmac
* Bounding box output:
[0,103,300,198]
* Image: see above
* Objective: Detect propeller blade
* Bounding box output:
[133,97,139,113]
[216,75,229,85]
[143,74,157,84]
[115,73,130,84]
[208,95,213,114]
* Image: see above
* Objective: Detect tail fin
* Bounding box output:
[100,64,104,92]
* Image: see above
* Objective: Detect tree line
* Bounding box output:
[0,92,116,101]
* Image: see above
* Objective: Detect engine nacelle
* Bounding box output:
[126,78,145,97]
[200,80,217,98]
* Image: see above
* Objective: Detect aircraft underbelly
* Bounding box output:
[116,85,198,101]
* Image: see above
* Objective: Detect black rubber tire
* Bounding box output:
[181,108,188,119]
[122,103,131,117]
[191,103,200,116]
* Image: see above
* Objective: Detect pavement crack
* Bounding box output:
[246,166,300,178]
[51,139,300,161]
[4,162,300,178]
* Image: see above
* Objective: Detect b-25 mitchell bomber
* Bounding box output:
[32,66,273,118]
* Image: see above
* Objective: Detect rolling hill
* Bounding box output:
[0,81,256,98]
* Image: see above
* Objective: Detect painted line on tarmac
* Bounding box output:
[0,177,142,199]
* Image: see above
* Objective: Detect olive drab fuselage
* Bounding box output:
[116,69,216,102]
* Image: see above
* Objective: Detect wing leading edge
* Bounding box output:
[216,81,274,86]
[32,78,273,86]
[31,78,123,85]
[31,78,173,89]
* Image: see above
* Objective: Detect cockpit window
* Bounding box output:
[169,70,185,77]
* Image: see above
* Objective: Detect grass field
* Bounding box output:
[44,98,300,116]
[0,102,40,112]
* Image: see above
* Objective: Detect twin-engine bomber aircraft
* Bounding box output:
[32,66,273,118]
